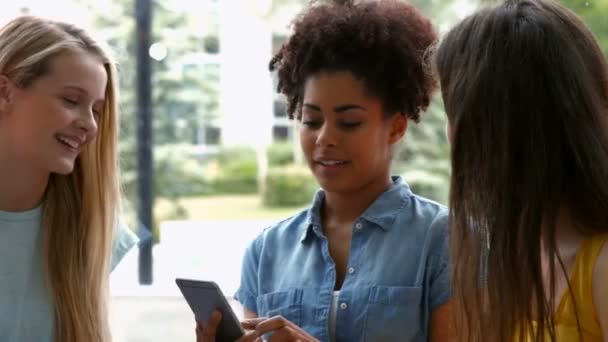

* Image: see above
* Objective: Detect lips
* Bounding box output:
[55,134,84,150]
[317,160,349,166]
[313,156,351,178]
[314,158,352,169]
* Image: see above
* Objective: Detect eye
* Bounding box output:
[340,122,362,129]
[302,120,322,129]
[63,97,79,106]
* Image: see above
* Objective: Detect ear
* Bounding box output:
[0,75,15,115]
[388,113,408,144]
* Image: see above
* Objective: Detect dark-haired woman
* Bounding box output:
[435,0,608,341]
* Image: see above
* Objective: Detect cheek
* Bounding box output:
[5,117,45,156]
[16,100,62,128]
[10,109,40,138]
[299,130,316,154]
[357,132,390,162]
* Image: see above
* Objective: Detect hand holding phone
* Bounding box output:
[176,278,244,342]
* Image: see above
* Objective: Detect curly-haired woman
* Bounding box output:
[197,1,451,341]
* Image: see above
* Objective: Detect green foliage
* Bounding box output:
[268,142,295,166]
[154,145,213,198]
[215,146,256,165]
[82,0,222,219]
[263,165,318,207]
[394,97,451,204]
[399,97,450,162]
[121,144,212,199]
[401,168,450,205]
[564,0,608,57]
[121,144,209,243]
[212,146,259,194]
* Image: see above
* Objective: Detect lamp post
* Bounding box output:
[135,0,154,285]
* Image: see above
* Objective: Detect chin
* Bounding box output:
[50,160,76,175]
[316,179,354,194]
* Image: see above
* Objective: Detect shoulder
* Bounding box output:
[592,235,608,292]
[593,235,608,334]
[111,223,138,271]
[379,178,448,237]
[256,208,311,244]
[402,192,449,247]
[408,192,448,223]
[244,207,312,256]
[238,208,314,293]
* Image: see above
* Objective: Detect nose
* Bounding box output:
[316,122,337,147]
[77,109,98,138]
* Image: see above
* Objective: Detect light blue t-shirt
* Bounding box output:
[235,176,450,342]
[0,205,138,342]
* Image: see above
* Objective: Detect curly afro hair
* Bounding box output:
[270,0,438,122]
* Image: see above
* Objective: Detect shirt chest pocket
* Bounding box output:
[364,286,424,342]
[256,288,303,327]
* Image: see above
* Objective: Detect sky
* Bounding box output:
[2,0,216,28]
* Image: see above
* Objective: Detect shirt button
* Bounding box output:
[340,302,348,310]
[355,222,363,230]
[348,267,355,274]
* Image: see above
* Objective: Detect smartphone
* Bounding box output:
[175,278,245,342]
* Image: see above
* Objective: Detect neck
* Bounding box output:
[539,205,586,304]
[322,174,393,226]
[0,157,49,211]
[541,206,585,258]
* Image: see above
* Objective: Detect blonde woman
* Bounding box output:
[0,16,137,342]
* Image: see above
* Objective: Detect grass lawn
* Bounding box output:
[155,194,306,221]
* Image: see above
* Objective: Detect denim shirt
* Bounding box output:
[235,177,450,342]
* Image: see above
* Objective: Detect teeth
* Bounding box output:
[320,160,345,166]
[57,136,79,149]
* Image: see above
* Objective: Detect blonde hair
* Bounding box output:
[0,16,120,342]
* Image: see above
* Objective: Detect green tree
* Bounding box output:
[78,0,221,227]
[391,0,473,204]
[563,0,608,56]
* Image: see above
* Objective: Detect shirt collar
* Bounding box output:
[299,176,411,243]
[299,190,325,243]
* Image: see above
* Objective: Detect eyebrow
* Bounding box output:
[302,103,367,112]
[334,104,366,112]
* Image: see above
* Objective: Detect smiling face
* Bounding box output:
[299,70,407,194]
[0,49,107,175]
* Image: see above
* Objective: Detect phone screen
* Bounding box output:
[176,278,244,341]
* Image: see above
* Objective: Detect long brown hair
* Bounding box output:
[0,16,120,342]
[435,0,608,341]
